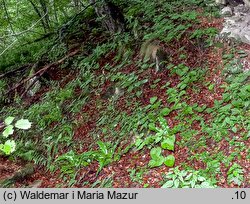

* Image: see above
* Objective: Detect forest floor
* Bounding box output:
[0,7,249,188]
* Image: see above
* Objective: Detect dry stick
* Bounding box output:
[6,49,79,96]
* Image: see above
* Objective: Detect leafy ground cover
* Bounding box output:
[0,0,249,188]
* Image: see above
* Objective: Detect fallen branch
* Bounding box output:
[6,49,79,96]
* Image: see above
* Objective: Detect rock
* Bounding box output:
[220,6,233,16]
[27,76,41,97]
[215,0,250,7]
[215,0,227,5]
[220,4,250,45]
[241,30,250,44]
[234,4,249,14]
[26,64,41,97]
[243,0,250,7]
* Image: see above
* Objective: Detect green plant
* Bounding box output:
[227,163,244,186]
[190,27,218,46]
[162,167,216,188]
[148,147,165,167]
[0,0,248,188]
[56,151,87,170]
[135,116,176,168]
[91,174,114,188]
[0,116,31,155]
[128,168,144,184]
[93,141,116,173]
[55,150,94,184]
[55,140,116,181]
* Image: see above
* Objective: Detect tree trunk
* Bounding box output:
[90,0,125,33]
[28,0,48,32]
[2,0,16,35]
[38,0,51,30]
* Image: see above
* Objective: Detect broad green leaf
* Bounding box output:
[150,96,158,104]
[158,117,167,128]
[222,53,234,60]
[135,138,143,147]
[185,173,193,180]
[197,176,206,182]
[237,50,247,54]
[151,101,161,109]
[150,147,162,160]
[161,135,175,151]
[148,123,157,132]
[0,144,3,151]
[97,141,108,154]
[153,79,161,84]
[136,141,146,150]
[154,133,163,143]
[148,156,164,168]
[3,140,16,155]
[162,180,174,188]
[4,116,15,126]
[174,179,180,188]
[180,170,188,177]
[15,119,32,130]
[179,83,187,90]
[161,107,171,116]
[2,125,14,137]
[200,181,214,188]
[2,144,11,155]
[164,155,175,167]
[232,126,237,133]
[208,84,215,91]
[190,180,195,188]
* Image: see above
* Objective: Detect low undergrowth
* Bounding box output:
[0,0,249,188]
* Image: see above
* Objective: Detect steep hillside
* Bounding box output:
[0,0,249,188]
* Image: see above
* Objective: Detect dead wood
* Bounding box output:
[6,49,79,96]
